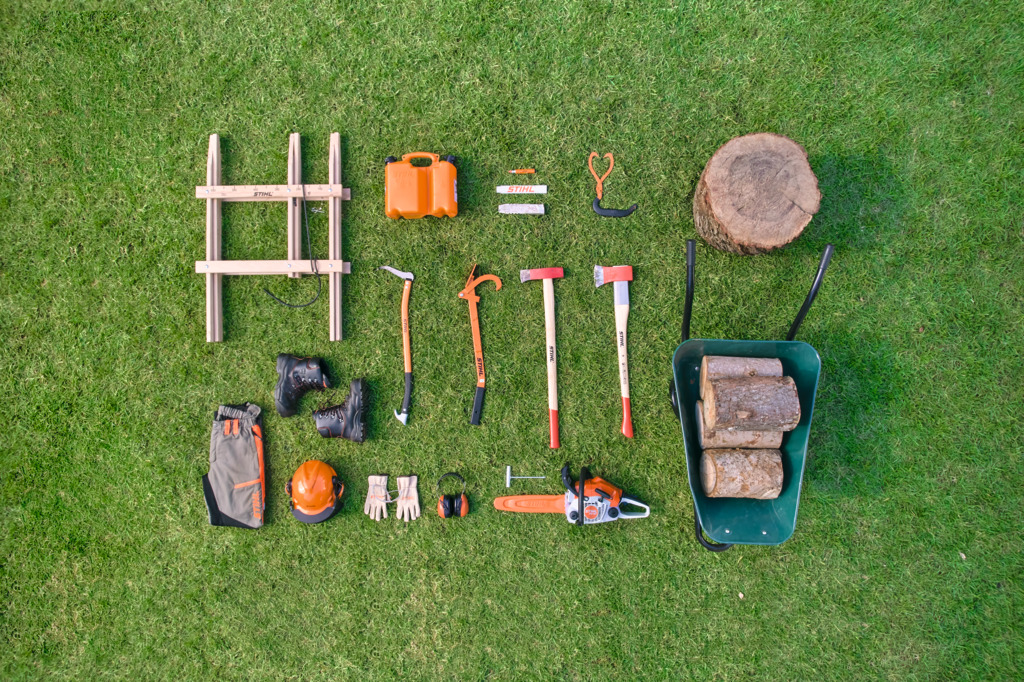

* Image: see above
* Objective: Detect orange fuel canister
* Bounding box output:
[384,152,458,219]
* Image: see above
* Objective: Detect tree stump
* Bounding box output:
[695,401,783,450]
[699,355,783,399]
[693,133,821,255]
[701,448,784,499]
[703,376,801,431]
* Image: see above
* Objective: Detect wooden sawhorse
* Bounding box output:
[195,133,351,341]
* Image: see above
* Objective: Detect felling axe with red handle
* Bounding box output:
[594,265,634,438]
[520,267,564,448]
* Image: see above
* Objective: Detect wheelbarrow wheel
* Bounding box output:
[694,503,732,552]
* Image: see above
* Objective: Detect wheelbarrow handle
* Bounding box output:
[694,502,733,552]
[682,239,695,342]
[786,244,835,341]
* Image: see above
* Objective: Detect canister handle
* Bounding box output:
[401,152,440,164]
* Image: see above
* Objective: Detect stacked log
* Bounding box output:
[701,448,783,499]
[702,376,801,431]
[695,356,801,500]
[695,401,782,449]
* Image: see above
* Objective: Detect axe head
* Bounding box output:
[594,265,633,287]
[519,267,564,283]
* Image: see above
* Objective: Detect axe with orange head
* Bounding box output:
[519,267,564,448]
[594,265,634,438]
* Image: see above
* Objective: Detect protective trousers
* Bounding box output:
[202,403,265,529]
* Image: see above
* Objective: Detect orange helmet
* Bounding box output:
[286,460,343,523]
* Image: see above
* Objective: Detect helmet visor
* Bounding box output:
[291,498,339,524]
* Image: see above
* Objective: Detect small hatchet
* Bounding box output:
[520,267,564,448]
[595,265,634,438]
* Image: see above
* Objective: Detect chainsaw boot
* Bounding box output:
[274,354,331,418]
[312,378,367,443]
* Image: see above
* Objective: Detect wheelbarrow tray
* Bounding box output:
[671,338,821,546]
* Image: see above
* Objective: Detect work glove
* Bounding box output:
[364,475,390,521]
[396,475,420,522]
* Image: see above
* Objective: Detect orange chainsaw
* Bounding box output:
[493,464,650,525]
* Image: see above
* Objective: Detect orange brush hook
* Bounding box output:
[458,265,502,425]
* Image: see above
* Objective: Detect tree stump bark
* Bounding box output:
[703,376,801,431]
[700,355,783,399]
[693,133,821,255]
[701,448,784,499]
[695,401,783,449]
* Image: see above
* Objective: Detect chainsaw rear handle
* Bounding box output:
[617,497,650,519]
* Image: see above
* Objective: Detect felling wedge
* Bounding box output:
[519,267,564,449]
[493,464,650,525]
[499,203,545,215]
[595,265,635,438]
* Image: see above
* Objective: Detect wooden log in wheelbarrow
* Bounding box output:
[669,239,834,551]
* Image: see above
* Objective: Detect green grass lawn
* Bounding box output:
[2,1,1022,679]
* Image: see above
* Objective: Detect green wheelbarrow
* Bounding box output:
[669,240,834,551]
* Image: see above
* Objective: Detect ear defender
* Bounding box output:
[436,472,468,518]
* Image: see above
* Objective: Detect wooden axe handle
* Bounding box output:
[543,278,559,449]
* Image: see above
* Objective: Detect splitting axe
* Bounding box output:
[458,265,502,425]
[379,266,414,424]
[595,264,634,438]
[519,267,564,449]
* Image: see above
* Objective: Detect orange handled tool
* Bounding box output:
[379,266,414,424]
[458,265,502,425]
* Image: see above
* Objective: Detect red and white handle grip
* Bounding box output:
[544,279,560,448]
[615,303,633,438]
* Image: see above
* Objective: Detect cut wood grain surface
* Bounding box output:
[693,133,820,255]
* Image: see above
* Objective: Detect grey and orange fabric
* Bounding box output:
[202,403,266,529]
